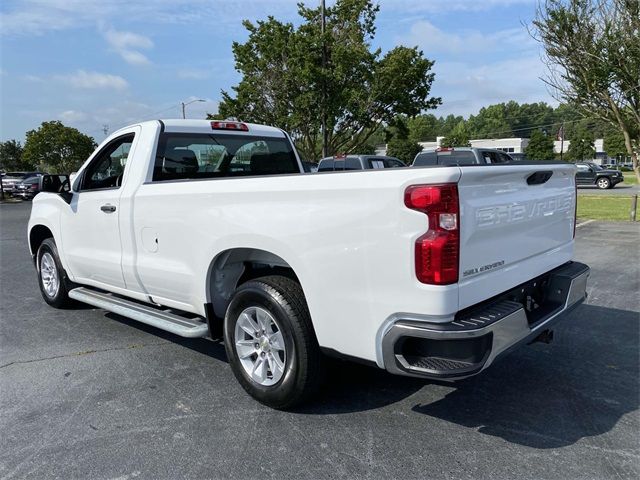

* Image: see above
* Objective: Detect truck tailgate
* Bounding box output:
[456,164,576,309]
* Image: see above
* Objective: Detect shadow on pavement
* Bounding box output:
[105,304,638,430]
[410,304,639,449]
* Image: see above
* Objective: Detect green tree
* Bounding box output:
[437,114,465,139]
[467,104,512,138]
[441,120,471,147]
[525,129,555,160]
[533,0,640,181]
[0,140,29,171]
[217,0,440,161]
[386,137,421,164]
[22,121,96,174]
[604,129,628,159]
[407,114,439,142]
[566,128,595,161]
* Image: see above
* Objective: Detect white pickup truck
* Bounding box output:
[29,119,589,408]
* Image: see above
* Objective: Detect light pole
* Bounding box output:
[321,0,328,159]
[181,99,206,119]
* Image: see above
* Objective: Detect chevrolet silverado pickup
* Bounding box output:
[28,119,589,409]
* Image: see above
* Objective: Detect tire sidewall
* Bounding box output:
[224,283,302,407]
[37,239,68,307]
[597,177,610,189]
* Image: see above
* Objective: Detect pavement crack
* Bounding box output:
[0,341,170,369]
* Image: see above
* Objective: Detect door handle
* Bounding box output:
[100,204,116,213]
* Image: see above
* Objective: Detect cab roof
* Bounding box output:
[159,119,286,137]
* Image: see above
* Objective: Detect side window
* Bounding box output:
[369,159,385,169]
[318,160,334,172]
[345,157,361,170]
[384,159,405,168]
[497,152,512,163]
[81,134,134,191]
[576,164,589,172]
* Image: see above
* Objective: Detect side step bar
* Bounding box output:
[69,287,209,338]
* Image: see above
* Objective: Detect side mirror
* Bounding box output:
[40,174,71,194]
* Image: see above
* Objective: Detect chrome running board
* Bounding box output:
[69,287,209,338]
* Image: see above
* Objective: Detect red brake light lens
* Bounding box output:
[210,121,249,132]
[405,184,459,285]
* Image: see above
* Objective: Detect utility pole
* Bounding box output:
[321,0,328,159]
[559,122,564,161]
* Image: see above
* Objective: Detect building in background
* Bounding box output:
[378,137,608,163]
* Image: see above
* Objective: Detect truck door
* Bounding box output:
[59,129,140,289]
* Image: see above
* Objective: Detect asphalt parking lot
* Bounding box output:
[1,202,639,480]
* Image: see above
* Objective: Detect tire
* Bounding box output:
[36,238,73,308]
[223,275,324,409]
[597,177,611,189]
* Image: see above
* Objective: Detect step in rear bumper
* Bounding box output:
[381,261,590,379]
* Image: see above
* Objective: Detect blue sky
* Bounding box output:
[0,0,553,142]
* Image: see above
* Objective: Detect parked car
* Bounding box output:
[2,171,45,194]
[413,147,514,167]
[14,176,42,199]
[318,155,405,171]
[575,162,624,189]
[29,119,588,409]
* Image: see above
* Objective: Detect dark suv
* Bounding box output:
[318,155,405,171]
[575,162,624,189]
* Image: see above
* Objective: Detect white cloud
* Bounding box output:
[56,70,129,90]
[118,49,152,66]
[398,20,533,57]
[103,27,153,66]
[0,1,303,36]
[57,110,88,122]
[430,55,556,117]
[103,28,153,50]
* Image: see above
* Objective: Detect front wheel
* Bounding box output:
[223,275,324,409]
[37,238,73,308]
[597,177,611,189]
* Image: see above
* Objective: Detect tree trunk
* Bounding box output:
[620,126,640,183]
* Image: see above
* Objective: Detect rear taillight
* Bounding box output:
[31,184,38,189]
[405,184,459,285]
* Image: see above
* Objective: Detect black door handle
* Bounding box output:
[100,204,116,213]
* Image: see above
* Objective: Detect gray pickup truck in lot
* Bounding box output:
[413,147,514,167]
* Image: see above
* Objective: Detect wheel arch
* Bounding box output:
[204,248,305,330]
[29,224,54,259]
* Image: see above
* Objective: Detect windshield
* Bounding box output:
[153,133,300,181]
[590,163,604,170]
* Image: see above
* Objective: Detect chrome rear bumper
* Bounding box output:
[381,261,590,379]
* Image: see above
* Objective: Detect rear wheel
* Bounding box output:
[37,238,73,308]
[223,275,324,409]
[597,177,611,189]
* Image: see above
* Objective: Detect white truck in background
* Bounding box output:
[28,119,589,408]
